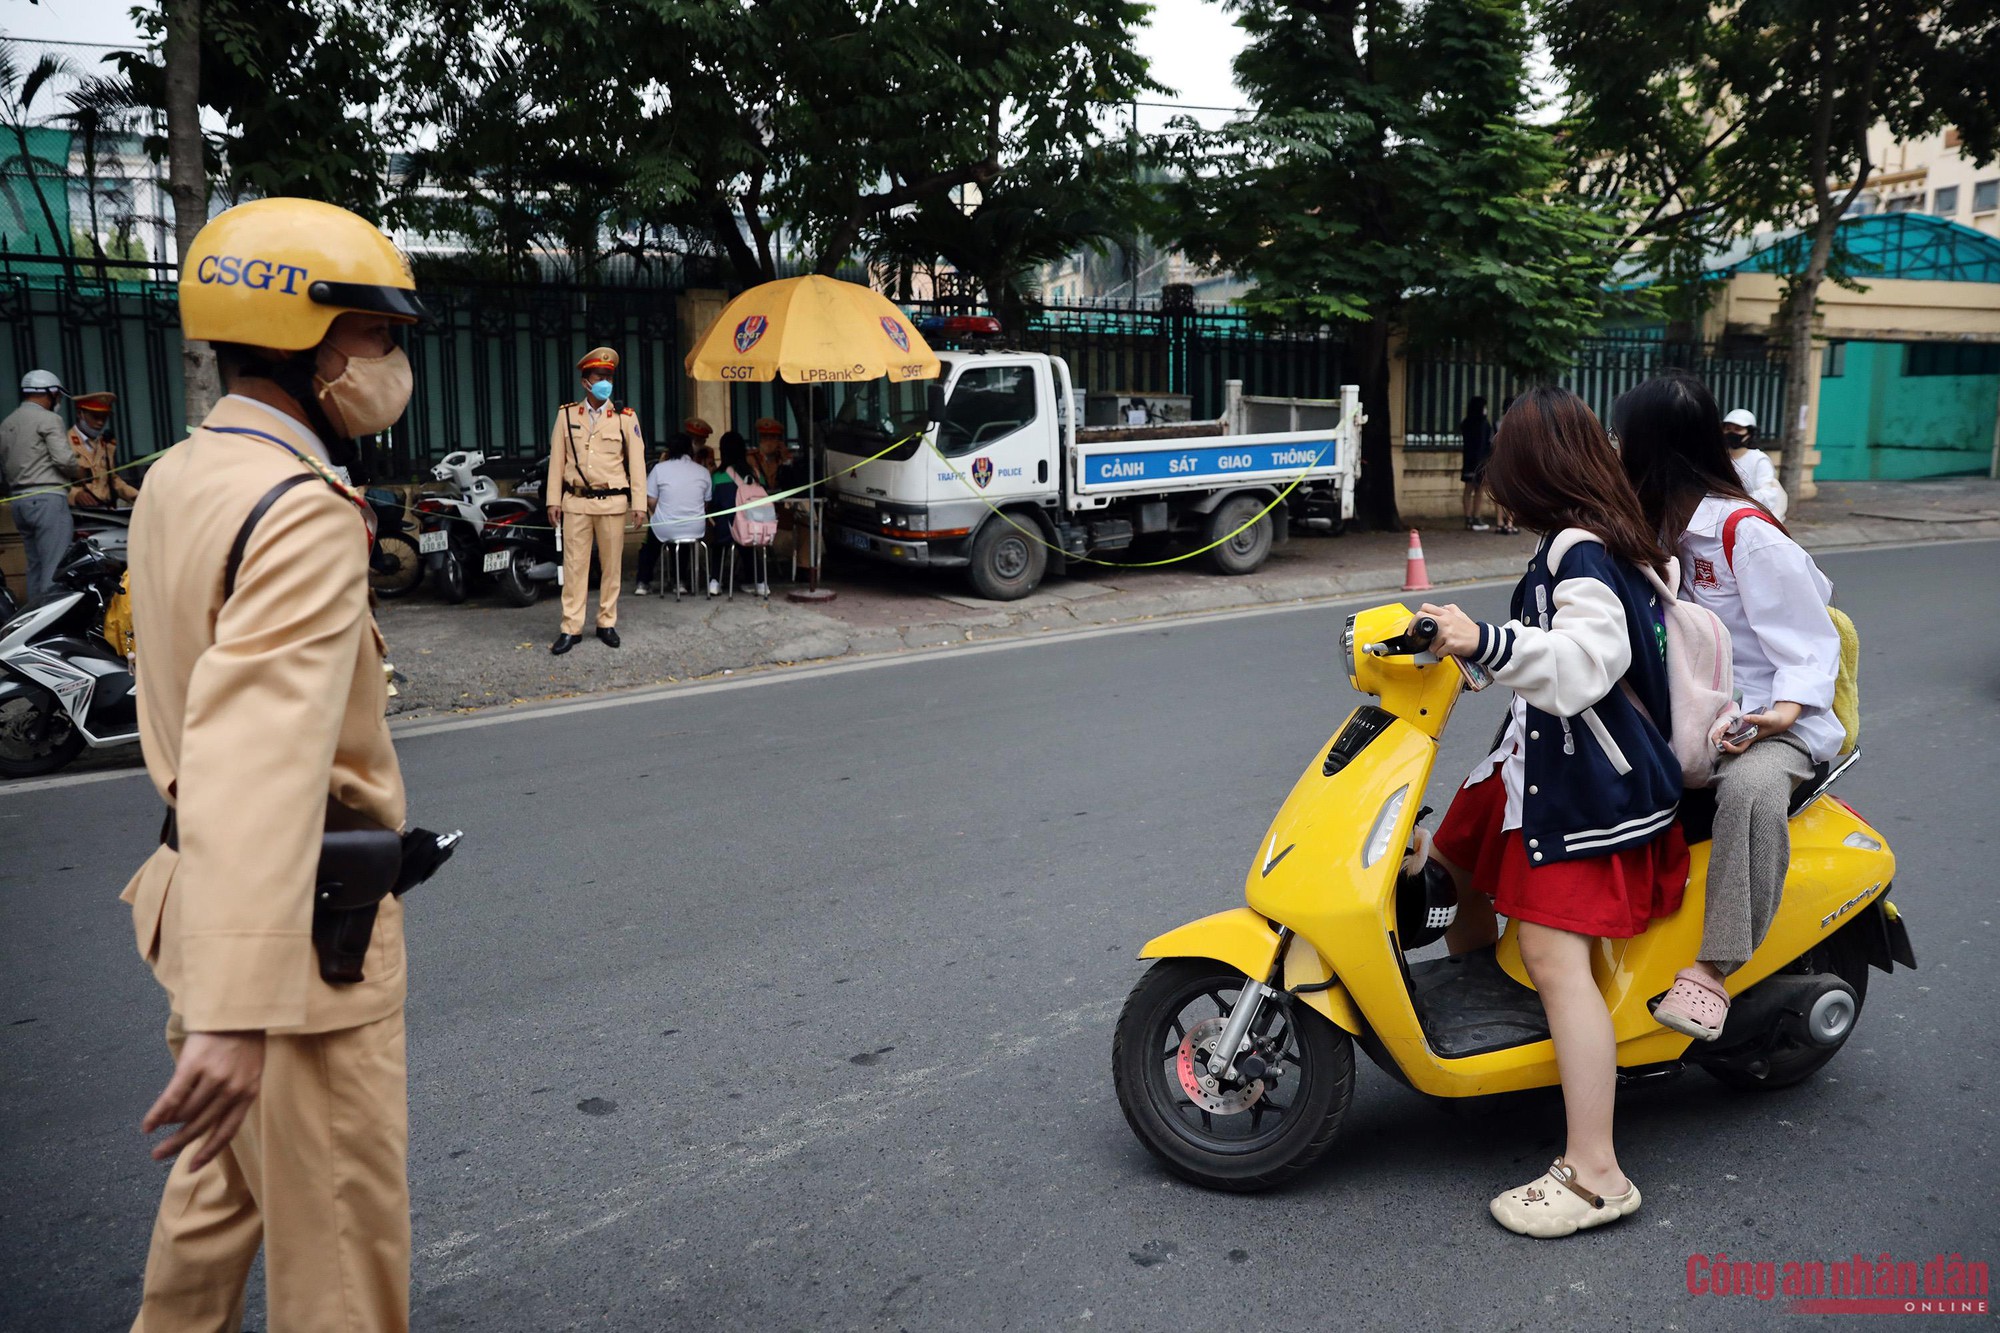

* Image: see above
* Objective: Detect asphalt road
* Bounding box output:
[3,540,1995,1331]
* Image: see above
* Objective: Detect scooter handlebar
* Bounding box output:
[1364,615,1441,657]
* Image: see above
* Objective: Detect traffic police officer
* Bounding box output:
[122,197,426,1332]
[1,368,82,603]
[546,346,645,654]
[69,390,141,509]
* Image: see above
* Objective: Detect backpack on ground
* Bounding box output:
[1722,506,1859,755]
[1549,529,1738,788]
[730,470,778,546]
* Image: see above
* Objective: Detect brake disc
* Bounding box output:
[1175,1016,1267,1115]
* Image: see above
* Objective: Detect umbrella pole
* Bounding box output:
[788,382,837,604]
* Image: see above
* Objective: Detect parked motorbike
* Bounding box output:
[365,487,424,600]
[69,505,132,562]
[479,464,558,606]
[413,451,538,604]
[1111,604,1912,1191]
[0,536,138,778]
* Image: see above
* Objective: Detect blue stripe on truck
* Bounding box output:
[1083,438,1336,485]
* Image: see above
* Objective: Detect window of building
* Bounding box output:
[1975,179,2000,214]
[1822,341,1846,378]
[1886,194,1921,212]
[1905,342,2000,377]
[1933,185,1960,215]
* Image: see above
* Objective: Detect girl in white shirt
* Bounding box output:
[1616,373,1842,1041]
[1722,408,1787,520]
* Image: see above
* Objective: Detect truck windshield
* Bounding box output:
[821,377,933,461]
[938,364,1039,458]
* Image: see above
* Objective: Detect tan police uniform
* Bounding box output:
[547,347,646,634]
[69,390,140,508]
[124,396,409,1332]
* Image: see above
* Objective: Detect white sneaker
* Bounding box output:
[707,579,720,596]
[633,583,649,596]
[756,581,771,596]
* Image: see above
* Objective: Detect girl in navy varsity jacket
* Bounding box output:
[1416,387,1688,1238]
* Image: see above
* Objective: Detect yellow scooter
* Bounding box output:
[1112,604,1914,1191]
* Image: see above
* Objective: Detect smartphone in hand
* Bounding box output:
[1716,716,1759,750]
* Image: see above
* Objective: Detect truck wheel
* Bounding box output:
[967,514,1047,601]
[1204,496,1273,576]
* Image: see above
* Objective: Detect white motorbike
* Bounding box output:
[412,450,540,604]
[0,537,138,778]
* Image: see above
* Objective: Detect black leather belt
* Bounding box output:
[568,485,627,500]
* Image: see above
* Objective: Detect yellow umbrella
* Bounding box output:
[684,274,940,383]
[685,275,940,601]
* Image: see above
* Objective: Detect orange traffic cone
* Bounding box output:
[1402,529,1431,592]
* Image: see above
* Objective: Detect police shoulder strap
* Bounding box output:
[224,474,316,599]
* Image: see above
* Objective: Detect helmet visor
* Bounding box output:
[308,279,430,324]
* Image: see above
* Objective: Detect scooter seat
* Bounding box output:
[1678,758,1838,844]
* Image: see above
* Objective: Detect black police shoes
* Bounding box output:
[550,633,582,655]
[597,626,621,648]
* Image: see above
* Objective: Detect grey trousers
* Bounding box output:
[11,491,72,606]
[1702,733,1817,973]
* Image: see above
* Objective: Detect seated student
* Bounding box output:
[1421,386,1686,1237]
[638,433,712,594]
[706,431,749,596]
[1721,408,1787,520]
[1615,373,1841,1040]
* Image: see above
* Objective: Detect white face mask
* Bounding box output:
[77,418,108,439]
[316,346,413,437]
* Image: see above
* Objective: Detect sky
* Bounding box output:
[0,0,1253,126]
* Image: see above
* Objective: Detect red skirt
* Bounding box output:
[1431,773,1688,939]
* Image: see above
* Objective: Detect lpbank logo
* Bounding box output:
[1686,1251,1988,1315]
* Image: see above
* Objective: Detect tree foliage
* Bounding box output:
[1162,0,1633,526]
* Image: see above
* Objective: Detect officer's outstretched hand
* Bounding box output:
[546,506,561,530]
[143,1030,266,1169]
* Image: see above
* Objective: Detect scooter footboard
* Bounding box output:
[1139,908,1363,1034]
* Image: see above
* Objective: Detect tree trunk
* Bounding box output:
[1352,317,1399,531]
[164,0,218,428]
[1774,237,1831,503]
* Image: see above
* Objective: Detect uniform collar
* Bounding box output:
[222,393,332,465]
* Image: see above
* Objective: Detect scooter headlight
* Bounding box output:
[1361,784,1410,868]
[1342,614,1359,686]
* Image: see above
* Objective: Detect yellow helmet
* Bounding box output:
[179,198,426,351]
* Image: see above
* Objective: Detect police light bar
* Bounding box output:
[916,315,1002,338]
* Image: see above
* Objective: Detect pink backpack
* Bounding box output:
[1550,530,1738,788]
[730,470,778,546]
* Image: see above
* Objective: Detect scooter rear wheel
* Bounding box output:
[1113,958,1354,1191]
[435,553,469,604]
[1702,927,1870,1092]
[0,688,86,777]
[369,533,424,600]
[493,551,542,607]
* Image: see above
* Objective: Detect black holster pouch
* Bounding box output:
[162,799,461,985]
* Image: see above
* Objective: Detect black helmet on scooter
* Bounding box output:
[1396,857,1458,950]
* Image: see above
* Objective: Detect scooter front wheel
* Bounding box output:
[1113,957,1354,1192]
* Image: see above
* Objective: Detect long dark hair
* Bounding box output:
[1613,371,1778,540]
[1484,385,1668,576]
[1459,395,1488,430]
[718,430,750,475]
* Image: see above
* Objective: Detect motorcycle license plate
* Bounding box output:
[482,550,511,573]
[418,531,448,554]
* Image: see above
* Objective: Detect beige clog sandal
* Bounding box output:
[1489,1158,1641,1238]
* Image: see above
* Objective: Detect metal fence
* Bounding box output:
[0,248,685,482]
[909,295,1348,421]
[1404,338,1791,450]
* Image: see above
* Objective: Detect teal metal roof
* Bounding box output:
[1706,214,2000,284]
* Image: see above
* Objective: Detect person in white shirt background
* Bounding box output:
[1722,408,1787,520]
[636,432,716,596]
[1615,373,1842,1041]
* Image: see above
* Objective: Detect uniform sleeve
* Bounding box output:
[42,418,82,479]
[546,409,567,507]
[1470,575,1633,719]
[1748,455,1788,521]
[1733,530,1838,711]
[624,414,647,510]
[170,488,370,1031]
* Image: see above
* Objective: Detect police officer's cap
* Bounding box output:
[578,347,619,374]
[73,390,117,413]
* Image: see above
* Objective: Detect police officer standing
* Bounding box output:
[122,197,427,1331]
[1,368,82,603]
[546,347,645,654]
[68,390,141,509]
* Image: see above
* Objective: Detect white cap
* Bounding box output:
[19,369,64,396]
[1722,408,1756,429]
